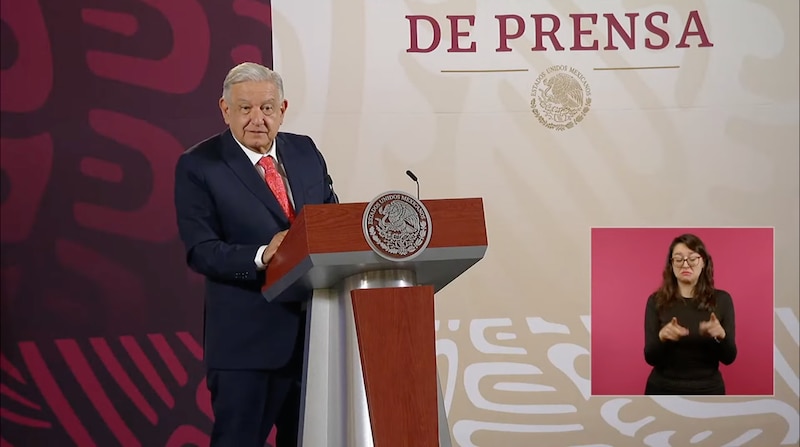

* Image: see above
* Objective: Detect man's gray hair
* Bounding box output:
[222,62,284,102]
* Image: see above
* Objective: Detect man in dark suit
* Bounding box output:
[174,62,337,447]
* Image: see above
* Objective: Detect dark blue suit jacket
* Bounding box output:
[174,129,336,370]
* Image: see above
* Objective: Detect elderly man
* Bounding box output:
[174,62,337,446]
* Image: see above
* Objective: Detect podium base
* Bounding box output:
[298,269,452,447]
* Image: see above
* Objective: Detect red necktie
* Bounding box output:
[258,155,295,222]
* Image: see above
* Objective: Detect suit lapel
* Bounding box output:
[220,130,289,224]
[277,133,307,214]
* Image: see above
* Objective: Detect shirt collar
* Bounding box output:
[231,133,278,166]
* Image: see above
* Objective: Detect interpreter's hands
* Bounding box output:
[699,312,726,340]
[261,230,289,266]
[659,317,689,342]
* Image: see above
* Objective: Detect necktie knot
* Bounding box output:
[257,155,275,172]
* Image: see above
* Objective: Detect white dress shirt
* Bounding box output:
[230,135,295,270]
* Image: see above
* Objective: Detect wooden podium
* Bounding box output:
[262,197,487,447]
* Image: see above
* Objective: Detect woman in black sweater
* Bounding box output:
[643,233,737,395]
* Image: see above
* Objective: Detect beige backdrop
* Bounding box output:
[272,1,799,445]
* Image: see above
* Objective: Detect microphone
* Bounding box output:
[325,174,340,204]
[405,170,420,199]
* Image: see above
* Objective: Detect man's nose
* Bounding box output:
[250,111,267,125]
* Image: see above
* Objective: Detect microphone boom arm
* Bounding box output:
[405,170,420,199]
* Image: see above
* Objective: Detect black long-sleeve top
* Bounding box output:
[643,289,737,393]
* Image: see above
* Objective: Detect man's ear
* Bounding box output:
[219,97,230,125]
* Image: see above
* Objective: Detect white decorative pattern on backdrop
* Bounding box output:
[273,0,799,445]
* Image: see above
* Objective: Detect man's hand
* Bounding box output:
[659,317,689,342]
[699,312,726,340]
[261,230,289,266]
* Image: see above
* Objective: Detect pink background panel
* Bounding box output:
[590,227,774,396]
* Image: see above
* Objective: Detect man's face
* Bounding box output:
[219,80,288,154]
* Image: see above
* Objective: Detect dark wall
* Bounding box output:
[0,1,272,445]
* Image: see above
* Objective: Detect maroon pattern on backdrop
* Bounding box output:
[0,1,273,445]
